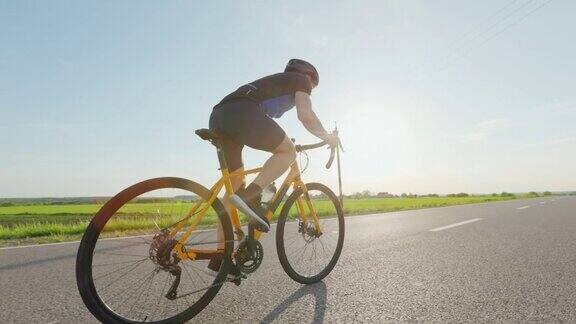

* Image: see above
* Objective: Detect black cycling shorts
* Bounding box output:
[209,100,286,171]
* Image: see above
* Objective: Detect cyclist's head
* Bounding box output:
[285,59,319,87]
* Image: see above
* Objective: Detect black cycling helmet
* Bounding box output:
[285,58,319,86]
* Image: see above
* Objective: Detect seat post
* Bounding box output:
[215,141,229,171]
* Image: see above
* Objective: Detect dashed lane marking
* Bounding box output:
[429,218,483,232]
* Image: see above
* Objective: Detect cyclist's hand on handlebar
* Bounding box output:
[323,132,339,148]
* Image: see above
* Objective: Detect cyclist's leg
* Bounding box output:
[208,143,244,275]
[209,106,247,194]
[231,108,296,200]
[251,135,296,191]
[208,112,246,273]
[220,138,246,210]
[209,101,295,224]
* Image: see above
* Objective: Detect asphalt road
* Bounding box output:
[1,196,575,323]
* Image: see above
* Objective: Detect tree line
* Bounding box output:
[344,190,564,200]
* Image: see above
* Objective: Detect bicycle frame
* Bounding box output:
[168,145,321,262]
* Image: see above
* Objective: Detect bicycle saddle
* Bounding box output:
[195,128,220,141]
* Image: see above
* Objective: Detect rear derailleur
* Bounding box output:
[149,229,182,300]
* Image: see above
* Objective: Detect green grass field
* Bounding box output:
[0,195,519,246]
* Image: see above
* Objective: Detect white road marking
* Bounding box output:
[0,229,216,251]
[0,221,288,251]
[429,218,483,232]
[540,201,546,205]
[0,240,80,251]
[516,206,530,210]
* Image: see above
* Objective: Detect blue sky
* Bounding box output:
[1,0,575,197]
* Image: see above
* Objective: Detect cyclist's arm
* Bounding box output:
[295,91,330,140]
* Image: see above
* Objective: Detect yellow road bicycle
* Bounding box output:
[76,128,345,323]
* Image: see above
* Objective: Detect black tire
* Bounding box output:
[276,182,345,284]
[76,177,234,324]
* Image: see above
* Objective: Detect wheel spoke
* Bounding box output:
[93,258,148,268]
[97,259,148,292]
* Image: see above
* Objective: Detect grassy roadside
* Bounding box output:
[0,195,524,247]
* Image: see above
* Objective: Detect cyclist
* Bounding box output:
[208,59,337,233]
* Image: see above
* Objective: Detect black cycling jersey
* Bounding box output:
[217,72,312,118]
[209,71,313,171]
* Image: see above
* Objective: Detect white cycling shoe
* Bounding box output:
[230,191,270,232]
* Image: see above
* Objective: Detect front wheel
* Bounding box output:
[276,182,345,284]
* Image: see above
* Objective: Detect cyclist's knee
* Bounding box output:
[229,167,245,192]
[286,144,296,162]
[274,137,296,162]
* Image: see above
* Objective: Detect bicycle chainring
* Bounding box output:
[235,239,264,274]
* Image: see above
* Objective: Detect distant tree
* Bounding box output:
[543,191,552,196]
[361,190,372,198]
[0,202,14,207]
[446,193,468,198]
[528,191,539,197]
[500,192,515,197]
[491,193,498,197]
[311,193,328,200]
[401,193,408,198]
[350,192,362,200]
[426,193,439,197]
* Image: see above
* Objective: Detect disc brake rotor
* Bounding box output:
[298,220,318,243]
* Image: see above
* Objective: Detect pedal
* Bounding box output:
[228,263,247,286]
[255,224,269,233]
[249,221,269,233]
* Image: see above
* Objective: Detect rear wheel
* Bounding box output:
[76,177,234,323]
[276,182,345,284]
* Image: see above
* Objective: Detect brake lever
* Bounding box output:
[326,146,336,169]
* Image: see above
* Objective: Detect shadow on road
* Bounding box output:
[260,281,327,324]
